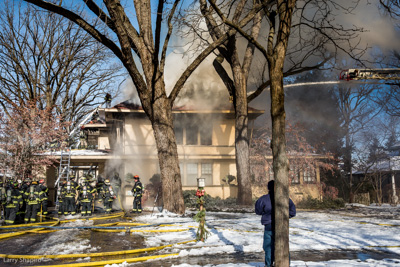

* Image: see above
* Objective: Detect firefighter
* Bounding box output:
[24,180,41,223]
[70,175,78,187]
[57,180,67,215]
[21,178,30,192]
[101,179,116,213]
[38,179,49,216]
[131,175,143,214]
[6,178,14,190]
[78,178,96,216]
[64,179,77,215]
[104,93,112,108]
[0,180,5,220]
[5,182,21,225]
[20,178,31,218]
[15,179,25,222]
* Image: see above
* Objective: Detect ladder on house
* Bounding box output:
[55,149,71,210]
[55,149,71,187]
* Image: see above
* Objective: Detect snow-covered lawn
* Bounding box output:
[133,204,400,266]
[22,204,400,267]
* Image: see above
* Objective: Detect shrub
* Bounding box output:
[183,190,237,209]
[297,196,345,209]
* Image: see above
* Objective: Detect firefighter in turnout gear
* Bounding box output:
[101,179,116,213]
[0,180,6,220]
[104,93,112,108]
[78,178,96,216]
[131,175,143,214]
[38,179,49,216]
[20,178,31,221]
[64,179,77,215]
[5,182,22,225]
[24,180,41,223]
[16,179,25,222]
[57,180,67,215]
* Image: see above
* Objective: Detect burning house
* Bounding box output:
[45,100,326,208]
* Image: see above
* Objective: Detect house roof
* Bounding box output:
[105,100,264,114]
[353,155,400,174]
[43,149,110,157]
[81,100,264,129]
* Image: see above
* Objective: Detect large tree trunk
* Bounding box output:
[138,76,185,214]
[151,97,185,214]
[234,75,252,206]
[270,63,290,267]
[267,2,296,265]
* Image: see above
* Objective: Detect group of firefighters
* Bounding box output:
[0,178,49,225]
[0,174,144,225]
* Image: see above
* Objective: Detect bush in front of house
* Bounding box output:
[297,196,345,209]
[183,190,237,209]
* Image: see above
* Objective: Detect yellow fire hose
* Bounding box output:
[0,212,125,238]
[0,221,56,229]
[34,253,181,267]
[0,239,195,260]
[92,222,119,227]
[92,228,192,233]
[56,211,125,223]
[0,212,124,231]
[0,217,60,240]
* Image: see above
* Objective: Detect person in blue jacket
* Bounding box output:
[255,180,296,267]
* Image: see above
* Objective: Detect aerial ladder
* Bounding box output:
[340,68,400,81]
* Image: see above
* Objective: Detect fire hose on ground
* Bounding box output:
[0,239,195,260]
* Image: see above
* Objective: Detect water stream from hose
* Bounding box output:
[284,81,343,88]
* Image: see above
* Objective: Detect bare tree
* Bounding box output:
[22,0,262,214]
[204,0,367,265]
[337,83,383,202]
[190,0,360,207]
[380,0,400,19]
[0,3,122,133]
[192,0,263,206]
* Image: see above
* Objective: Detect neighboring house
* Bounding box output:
[46,101,325,206]
[250,153,326,204]
[353,143,400,204]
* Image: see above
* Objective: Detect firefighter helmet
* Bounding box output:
[134,175,139,180]
[32,181,38,185]
[39,179,45,184]
[104,179,110,185]
[17,179,22,184]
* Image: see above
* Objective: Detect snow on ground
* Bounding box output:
[132,205,400,266]
[33,219,99,256]
[27,205,400,266]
